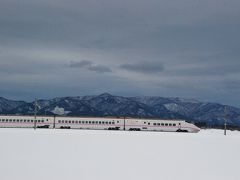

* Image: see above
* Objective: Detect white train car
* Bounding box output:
[0,115,54,128]
[125,118,200,133]
[55,116,124,130]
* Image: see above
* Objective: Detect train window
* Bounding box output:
[27,120,30,122]
[69,121,71,123]
[112,121,115,124]
[42,120,44,123]
[46,119,48,121]
[9,119,12,122]
[65,121,67,123]
[13,119,15,122]
[109,122,111,124]
[6,119,8,122]
[2,119,5,122]
[106,122,108,124]
[173,124,176,126]
[153,123,156,126]
[24,120,26,122]
[169,123,172,126]
[148,123,150,125]
[86,121,88,124]
[93,121,95,124]
[38,120,40,122]
[161,123,164,126]
[157,123,160,126]
[20,120,23,122]
[96,121,98,124]
[102,122,105,124]
[71,121,74,123]
[58,120,61,123]
[99,121,101,124]
[0,119,1,122]
[165,123,168,126]
[89,121,92,124]
[144,122,146,124]
[117,121,119,123]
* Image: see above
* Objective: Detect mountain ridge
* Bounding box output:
[1,93,240,128]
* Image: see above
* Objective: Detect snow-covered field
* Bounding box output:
[0,128,239,180]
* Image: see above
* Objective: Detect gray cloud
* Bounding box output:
[120,61,164,74]
[0,0,240,107]
[69,60,92,68]
[69,60,112,73]
[88,65,112,73]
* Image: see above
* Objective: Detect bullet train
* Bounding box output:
[0,115,200,133]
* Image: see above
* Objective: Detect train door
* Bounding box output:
[178,122,181,129]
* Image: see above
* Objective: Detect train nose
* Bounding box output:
[193,126,201,133]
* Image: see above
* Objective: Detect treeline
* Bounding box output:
[194,122,240,131]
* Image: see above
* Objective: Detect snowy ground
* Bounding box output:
[0,128,239,180]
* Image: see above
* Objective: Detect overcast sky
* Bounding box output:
[0,0,240,107]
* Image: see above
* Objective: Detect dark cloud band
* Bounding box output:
[120,61,164,74]
[69,60,112,73]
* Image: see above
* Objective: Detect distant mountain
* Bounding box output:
[0,97,26,113]
[1,93,240,128]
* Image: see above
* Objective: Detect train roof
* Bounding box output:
[0,114,186,121]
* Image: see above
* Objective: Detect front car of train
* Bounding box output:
[180,121,201,133]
